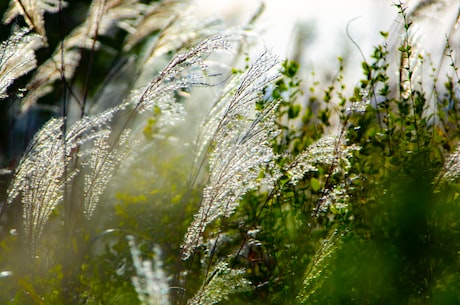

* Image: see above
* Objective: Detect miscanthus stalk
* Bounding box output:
[182,50,281,259]
[2,0,198,113]
[0,27,44,99]
[2,0,66,38]
[5,32,244,258]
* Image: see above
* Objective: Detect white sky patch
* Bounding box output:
[193,0,459,85]
[194,0,395,80]
[194,0,394,55]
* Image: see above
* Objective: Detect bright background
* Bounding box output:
[194,0,394,59]
[193,0,459,88]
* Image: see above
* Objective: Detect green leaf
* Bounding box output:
[311,177,321,192]
[288,104,301,119]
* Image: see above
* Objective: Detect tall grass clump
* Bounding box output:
[0,0,459,304]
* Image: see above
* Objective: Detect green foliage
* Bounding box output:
[295,3,460,304]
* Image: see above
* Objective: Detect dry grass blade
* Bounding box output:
[2,0,67,38]
[123,0,187,52]
[6,32,246,259]
[0,27,44,99]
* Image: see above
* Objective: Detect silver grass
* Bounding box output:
[286,134,360,215]
[94,2,223,114]
[20,47,79,111]
[81,129,132,218]
[6,101,121,251]
[7,33,246,256]
[7,118,88,245]
[192,60,251,166]
[187,261,251,305]
[2,0,67,38]
[8,110,137,257]
[6,111,138,259]
[7,118,68,251]
[145,10,222,61]
[20,0,149,112]
[128,236,171,305]
[0,28,44,99]
[296,228,347,304]
[99,30,234,192]
[123,0,188,52]
[286,134,360,186]
[182,50,281,259]
[125,34,238,115]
